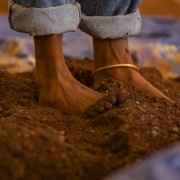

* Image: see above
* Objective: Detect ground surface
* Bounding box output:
[0,59,180,180]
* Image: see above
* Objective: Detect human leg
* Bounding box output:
[92,37,172,101]
[78,0,173,102]
[8,0,121,114]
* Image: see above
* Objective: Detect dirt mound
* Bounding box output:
[0,59,180,180]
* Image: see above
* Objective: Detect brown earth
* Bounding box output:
[0,58,180,180]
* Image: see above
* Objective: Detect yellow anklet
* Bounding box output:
[91,64,139,78]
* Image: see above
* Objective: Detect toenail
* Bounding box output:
[104,102,113,110]
[109,96,117,104]
[116,89,129,104]
[94,106,105,114]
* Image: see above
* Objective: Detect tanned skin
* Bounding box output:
[33,34,173,115]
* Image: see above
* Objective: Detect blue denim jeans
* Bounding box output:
[8,0,142,39]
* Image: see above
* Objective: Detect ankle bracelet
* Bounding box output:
[91,64,139,78]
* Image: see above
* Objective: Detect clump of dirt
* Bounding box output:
[85,79,130,118]
[0,58,180,180]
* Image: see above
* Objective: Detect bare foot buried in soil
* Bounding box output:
[34,34,129,115]
[85,88,129,118]
[34,35,173,116]
[38,78,129,116]
[93,37,175,104]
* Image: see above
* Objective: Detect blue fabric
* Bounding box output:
[13,0,75,8]
[13,0,141,15]
[134,16,180,75]
[104,145,180,180]
[77,0,141,16]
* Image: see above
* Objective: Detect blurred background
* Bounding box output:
[0,0,180,77]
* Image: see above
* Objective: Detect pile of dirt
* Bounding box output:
[0,58,180,180]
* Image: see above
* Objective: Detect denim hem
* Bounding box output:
[79,9,141,39]
[8,0,81,36]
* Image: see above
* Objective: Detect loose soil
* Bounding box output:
[0,58,180,180]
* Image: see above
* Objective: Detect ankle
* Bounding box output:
[33,33,72,90]
[93,37,134,69]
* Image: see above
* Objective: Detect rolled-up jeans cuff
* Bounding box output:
[8,0,81,36]
[79,9,141,39]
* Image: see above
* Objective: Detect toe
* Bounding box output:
[108,95,117,105]
[94,104,105,114]
[85,88,129,118]
[116,88,129,104]
[104,102,113,110]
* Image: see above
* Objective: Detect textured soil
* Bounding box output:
[0,58,180,180]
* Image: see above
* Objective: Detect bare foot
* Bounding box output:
[93,37,174,103]
[85,88,129,117]
[34,35,123,115]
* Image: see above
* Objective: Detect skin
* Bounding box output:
[33,34,173,115]
[34,34,119,115]
[93,37,173,102]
